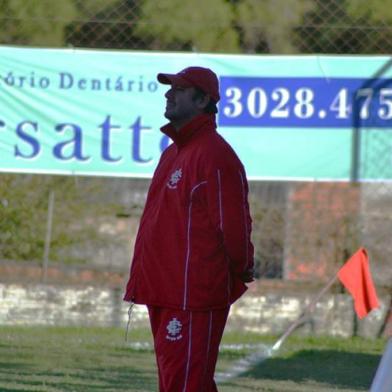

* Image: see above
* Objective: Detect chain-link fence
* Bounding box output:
[1,0,392,53]
[0,0,391,299]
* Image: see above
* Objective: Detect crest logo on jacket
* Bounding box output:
[166,317,183,341]
[167,168,182,189]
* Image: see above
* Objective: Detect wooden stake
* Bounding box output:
[42,190,55,282]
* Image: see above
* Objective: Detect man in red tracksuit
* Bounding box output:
[124,66,254,391]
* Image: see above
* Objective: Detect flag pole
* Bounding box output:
[271,274,338,352]
[216,273,340,384]
[217,247,379,384]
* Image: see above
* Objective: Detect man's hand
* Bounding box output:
[239,268,255,283]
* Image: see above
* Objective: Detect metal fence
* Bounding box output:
[1,0,392,53]
[0,0,392,292]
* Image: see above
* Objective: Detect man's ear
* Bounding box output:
[196,94,211,110]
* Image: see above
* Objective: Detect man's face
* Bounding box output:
[164,85,201,126]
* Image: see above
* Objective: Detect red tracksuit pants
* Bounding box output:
[148,306,230,392]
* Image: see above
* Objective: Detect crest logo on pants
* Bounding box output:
[166,317,183,341]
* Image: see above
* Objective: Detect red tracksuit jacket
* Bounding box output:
[124,114,254,311]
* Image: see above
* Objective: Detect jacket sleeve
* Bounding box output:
[206,162,254,278]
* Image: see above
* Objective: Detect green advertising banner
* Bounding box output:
[1,46,391,180]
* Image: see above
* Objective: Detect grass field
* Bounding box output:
[0,326,385,391]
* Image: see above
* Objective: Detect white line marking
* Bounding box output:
[183,312,193,392]
[183,181,207,309]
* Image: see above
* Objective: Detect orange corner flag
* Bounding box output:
[337,247,380,319]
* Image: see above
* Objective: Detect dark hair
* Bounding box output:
[193,88,218,114]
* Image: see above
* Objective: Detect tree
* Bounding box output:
[0,0,119,47]
[346,0,392,53]
[134,0,240,52]
[297,0,392,54]
[236,0,315,53]
[0,174,124,264]
[346,0,392,22]
[1,0,391,53]
[67,0,143,49]
[0,0,78,46]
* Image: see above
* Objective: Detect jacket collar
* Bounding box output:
[161,114,216,148]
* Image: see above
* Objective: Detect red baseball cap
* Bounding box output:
[157,66,220,102]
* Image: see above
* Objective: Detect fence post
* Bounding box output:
[42,190,55,282]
